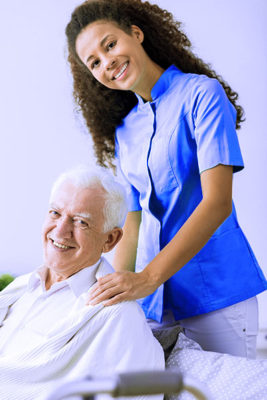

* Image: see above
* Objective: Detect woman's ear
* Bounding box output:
[102,228,123,253]
[131,25,144,44]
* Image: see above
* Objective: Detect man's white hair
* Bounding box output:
[49,164,128,232]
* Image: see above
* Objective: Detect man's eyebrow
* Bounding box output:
[49,202,60,209]
[48,206,92,221]
[74,212,92,220]
[86,34,113,63]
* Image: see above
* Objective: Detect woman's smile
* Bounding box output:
[112,61,129,80]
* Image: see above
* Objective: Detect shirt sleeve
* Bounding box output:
[115,139,142,212]
[192,78,244,174]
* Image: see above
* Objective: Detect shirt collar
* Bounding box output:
[67,260,101,297]
[28,268,46,292]
[28,259,101,298]
[135,65,181,105]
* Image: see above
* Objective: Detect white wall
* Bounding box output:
[0,0,92,275]
[1,1,266,327]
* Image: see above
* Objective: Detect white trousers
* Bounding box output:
[148,297,259,359]
[179,297,259,358]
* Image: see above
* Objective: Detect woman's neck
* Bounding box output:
[133,61,165,102]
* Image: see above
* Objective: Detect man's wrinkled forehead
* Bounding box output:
[48,181,106,226]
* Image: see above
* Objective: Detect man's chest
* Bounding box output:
[0,286,76,356]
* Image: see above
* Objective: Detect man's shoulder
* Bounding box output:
[96,256,114,278]
[96,258,146,319]
[0,272,31,294]
[0,273,32,310]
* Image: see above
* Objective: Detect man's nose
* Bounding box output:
[54,217,73,238]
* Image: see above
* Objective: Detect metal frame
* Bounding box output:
[47,370,212,400]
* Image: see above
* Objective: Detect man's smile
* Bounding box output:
[49,238,75,250]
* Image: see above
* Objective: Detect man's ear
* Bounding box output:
[131,25,144,44]
[102,228,123,253]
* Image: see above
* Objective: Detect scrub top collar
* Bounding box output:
[134,64,182,105]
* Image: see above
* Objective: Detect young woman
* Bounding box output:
[65,0,267,358]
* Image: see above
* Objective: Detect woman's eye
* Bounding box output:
[91,59,100,69]
[107,40,116,50]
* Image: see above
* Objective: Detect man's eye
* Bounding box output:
[50,210,59,215]
[49,210,60,218]
[107,40,116,50]
[74,219,88,228]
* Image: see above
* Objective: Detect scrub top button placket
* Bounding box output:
[145,101,161,258]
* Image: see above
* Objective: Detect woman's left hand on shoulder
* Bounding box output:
[86,270,156,306]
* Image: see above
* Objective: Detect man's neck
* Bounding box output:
[45,269,67,290]
[43,261,101,291]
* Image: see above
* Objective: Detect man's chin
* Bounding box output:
[44,258,73,274]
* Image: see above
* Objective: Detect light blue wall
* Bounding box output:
[0,0,266,326]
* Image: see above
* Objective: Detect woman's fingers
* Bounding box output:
[87,270,155,306]
[87,272,129,304]
[88,275,117,299]
[103,292,129,306]
[88,285,123,305]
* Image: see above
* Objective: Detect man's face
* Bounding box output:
[42,181,109,278]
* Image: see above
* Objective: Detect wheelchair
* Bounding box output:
[47,370,212,400]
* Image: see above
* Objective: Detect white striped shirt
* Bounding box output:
[0,257,164,400]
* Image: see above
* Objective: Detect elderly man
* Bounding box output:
[0,165,164,400]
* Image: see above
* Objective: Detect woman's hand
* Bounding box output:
[87,270,157,306]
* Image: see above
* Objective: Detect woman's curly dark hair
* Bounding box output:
[66,0,245,167]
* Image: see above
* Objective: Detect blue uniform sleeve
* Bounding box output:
[192,78,244,174]
[115,140,141,212]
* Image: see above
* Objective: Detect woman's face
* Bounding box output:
[75,20,153,96]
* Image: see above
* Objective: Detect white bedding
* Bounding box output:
[165,332,267,400]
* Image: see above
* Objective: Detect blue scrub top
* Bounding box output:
[115,65,267,322]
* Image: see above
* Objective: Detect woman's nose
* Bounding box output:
[104,57,116,71]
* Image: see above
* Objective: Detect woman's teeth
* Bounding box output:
[114,62,128,79]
